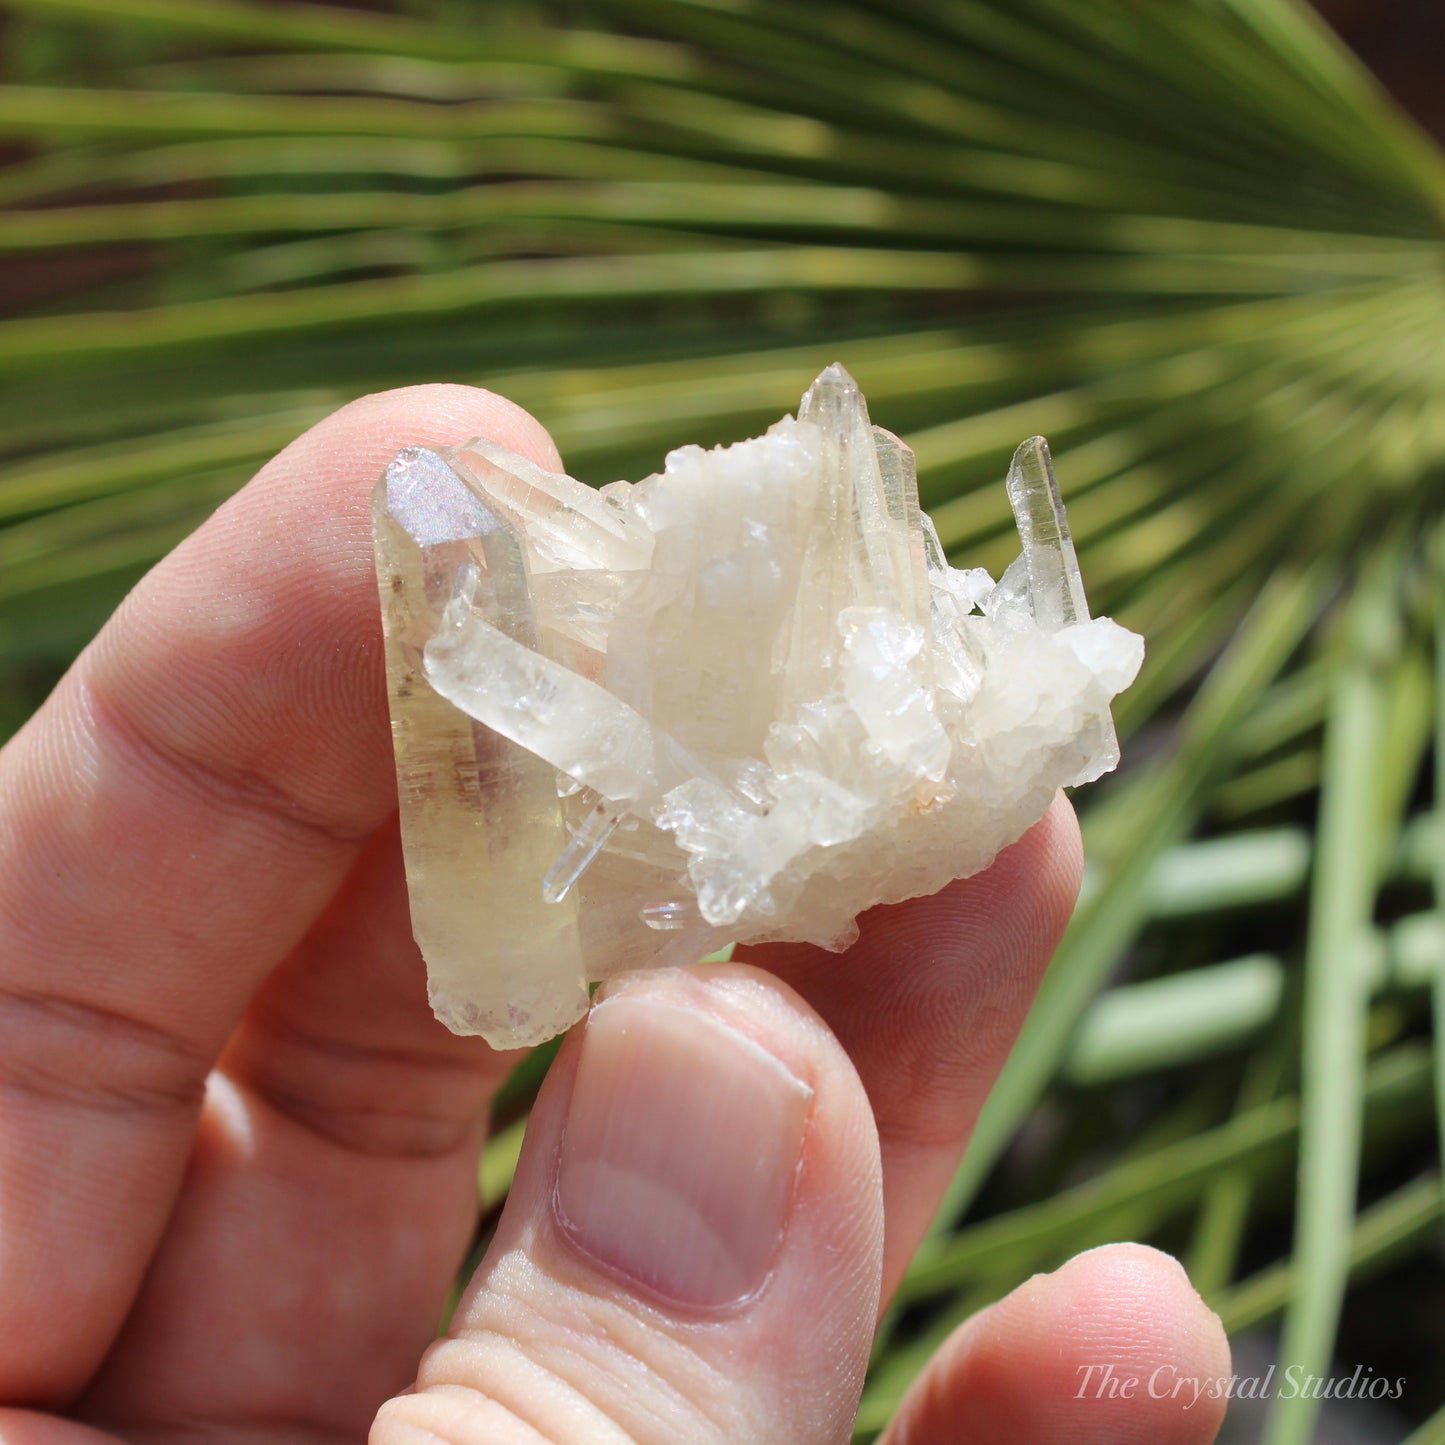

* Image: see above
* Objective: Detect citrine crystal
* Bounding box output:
[373,366,1143,1047]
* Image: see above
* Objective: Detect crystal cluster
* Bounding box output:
[373,366,1143,1048]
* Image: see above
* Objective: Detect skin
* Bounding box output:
[0,385,1231,1444]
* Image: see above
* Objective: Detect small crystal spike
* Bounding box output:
[640,899,698,931]
[543,794,625,903]
[1005,436,1089,630]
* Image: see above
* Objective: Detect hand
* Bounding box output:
[0,386,1230,1444]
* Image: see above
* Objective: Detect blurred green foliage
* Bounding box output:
[0,1,1443,1439]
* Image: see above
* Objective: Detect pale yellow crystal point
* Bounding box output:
[373,447,588,1047]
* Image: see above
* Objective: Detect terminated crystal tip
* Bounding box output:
[373,370,1144,1047]
[1005,436,1088,629]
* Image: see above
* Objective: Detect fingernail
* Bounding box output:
[555,992,811,1309]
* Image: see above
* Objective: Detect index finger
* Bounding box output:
[0,383,560,1403]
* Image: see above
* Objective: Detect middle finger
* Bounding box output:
[739,791,1082,1302]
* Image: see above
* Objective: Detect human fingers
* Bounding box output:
[880,1243,1232,1444]
[0,383,557,1405]
[374,962,885,1445]
[75,823,521,1436]
[0,1412,120,1445]
[738,790,1083,1301]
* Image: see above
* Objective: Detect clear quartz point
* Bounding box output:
[542,794,625,904]
[1005,436,1089,629]
[1004,435,1121,774]
[640,899,697,931]
[374,370,1144,1047]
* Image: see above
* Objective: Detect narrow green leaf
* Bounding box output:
[1062,955,1284,1086]
[1433,524,1445,1186]
[1402,1399,1445,1445]
[1265,547,1402,1445]
[1215,1174,1443,1336]
[1,0,690,78]
[1188,1036,1293,1297]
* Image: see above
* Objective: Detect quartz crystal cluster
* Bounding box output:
[374,366,1144,1048]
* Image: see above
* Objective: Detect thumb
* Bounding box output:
[373,964,884,1445]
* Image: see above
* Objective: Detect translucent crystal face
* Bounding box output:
[373,365,1144,1048]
